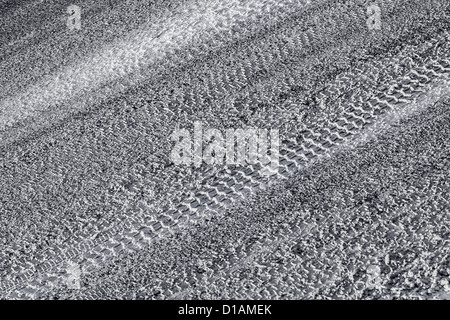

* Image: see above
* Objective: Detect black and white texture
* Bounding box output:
[0,0,449,299]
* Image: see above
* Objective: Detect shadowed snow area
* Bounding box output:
[0,0,449,299]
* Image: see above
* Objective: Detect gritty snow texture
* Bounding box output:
[0,0,449,299]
